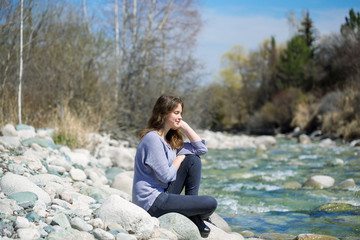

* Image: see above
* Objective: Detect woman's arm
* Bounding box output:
[172,154,186,169]
[180,120,201,142]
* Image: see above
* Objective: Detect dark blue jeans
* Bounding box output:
[147,155,217,220]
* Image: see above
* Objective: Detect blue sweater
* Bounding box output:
[132,131,207,211]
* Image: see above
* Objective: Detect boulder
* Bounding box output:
[16,124,36,140]
[46,155,72,171]
[96,195,155,240]
[111,171,133,196]
[1,124,18,136]
[69,168,87,182]
[0,172,51,204]
[294,233,339,240]
[314,200,360,214]
[259,233,295,239]
[99,146,135,170]
[298,134,311,144]
[336,178,356,189]
[21,137,56,149]
[302,175,335,189]
[209,213,232,233]
[206,223,244,240]
[0,136,21,148]
[70,217,93,232]
[283,181,302,189]
[47,227,95,240]
[0,198,22,215]
[318,138,336,148]
[66,149,91,168]
[51,213,71,228]
[7,191,38,205]
[17,227,41,239]
[158,213,201,240]
[93,228,115,240]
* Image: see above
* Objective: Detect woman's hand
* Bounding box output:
[172,154,186,169]
[179,120,201,142]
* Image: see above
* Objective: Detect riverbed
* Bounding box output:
[200,137,360,238]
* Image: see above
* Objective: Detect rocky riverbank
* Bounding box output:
[0,124,358,240]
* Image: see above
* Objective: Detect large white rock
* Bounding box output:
[1,124,18,136]
[111,171,133,196]
[17,125,36,140]
[0,136,21,148]
[85,168,108,186]
[158,213,201,240]
[66,149,91,168]
[206,223,245,240]
[17,227,41,240]
[0,172,51,204]
[93,228,115,240]
[16,216,30,229]
[46,155,72,171]
[303,175,335,189]
[99,146,135,170]
[70,168,87,182]
[97,195,156,240]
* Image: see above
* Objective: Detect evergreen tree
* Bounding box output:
[341,8,360,38]
[298,11,316,56]
[276,35,313,91]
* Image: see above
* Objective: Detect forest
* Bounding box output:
[1,0,359,147]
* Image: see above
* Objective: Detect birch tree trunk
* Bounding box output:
[83,0,92,34]
[18,0,24,124]
[115,0,120,102]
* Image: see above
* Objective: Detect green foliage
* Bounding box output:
[52,130,79,149]
[341,8,360,36]
[276,35,314,91]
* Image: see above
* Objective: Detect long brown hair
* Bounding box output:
[140,95,184,149]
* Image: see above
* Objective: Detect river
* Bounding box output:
[199,137,360,238]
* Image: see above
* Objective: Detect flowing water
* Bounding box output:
[200,137,360,238]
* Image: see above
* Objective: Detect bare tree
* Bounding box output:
[115,0,120,102]
[18,0,24,124]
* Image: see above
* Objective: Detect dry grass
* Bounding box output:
[51,104,100,149]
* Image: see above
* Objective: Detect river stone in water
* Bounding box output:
[336,178,356,189]
[0,172,51,204]
[302,175,335,189]
[158,213,201,240]
[294,233,339,240]
[96,195,155,240]
[283,181,302,189]
[314,200,360,214]
[259,233,296,240]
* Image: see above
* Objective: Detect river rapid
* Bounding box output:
[199,136,360,238]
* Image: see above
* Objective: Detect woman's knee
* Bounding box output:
[184,154,202,168]
[207,196,217,211]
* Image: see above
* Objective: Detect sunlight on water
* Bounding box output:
[200,137,360,237]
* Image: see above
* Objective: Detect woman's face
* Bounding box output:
[164,103,182,130]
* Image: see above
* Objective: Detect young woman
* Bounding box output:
[132,95,217,237]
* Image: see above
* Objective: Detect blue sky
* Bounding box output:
[196,0,360,81]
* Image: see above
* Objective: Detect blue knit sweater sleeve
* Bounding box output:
[177,139,208,156]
